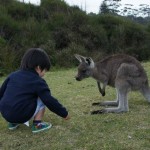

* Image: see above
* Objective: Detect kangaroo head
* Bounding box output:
[74,54,95,81]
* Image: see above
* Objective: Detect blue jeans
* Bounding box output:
[32,98,45,118]
[19,98,45,126]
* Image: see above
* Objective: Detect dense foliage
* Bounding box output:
[0,0,150,73]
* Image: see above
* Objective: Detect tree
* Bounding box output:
[99,1,110,14]
[139,4,150,17]
[120,4,138,17]
[104,0,121,15]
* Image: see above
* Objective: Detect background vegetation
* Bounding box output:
[0,62,150,150]
[0,0,150,74]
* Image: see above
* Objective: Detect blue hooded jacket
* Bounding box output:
[0,69,68,123]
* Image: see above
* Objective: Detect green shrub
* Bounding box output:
[41,0,69,15]
[0,46,16,73]
[55,42,86,68]
[0,12,20,40]
[79,24,108,51]
[67,11,88,32]
[0,1,150,73]
[52,28,71,49]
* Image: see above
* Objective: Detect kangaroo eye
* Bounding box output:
[82,70,86,73]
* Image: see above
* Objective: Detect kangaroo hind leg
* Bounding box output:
[91,88,129,114]
[99,89,119,106]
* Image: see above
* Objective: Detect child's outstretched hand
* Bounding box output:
[64,115,70,120]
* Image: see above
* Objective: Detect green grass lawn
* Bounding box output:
[0,62,150,150]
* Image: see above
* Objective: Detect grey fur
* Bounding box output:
[75,54,150,114]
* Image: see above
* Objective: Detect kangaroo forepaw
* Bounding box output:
[91,109,106,114]
[101,92,105,96]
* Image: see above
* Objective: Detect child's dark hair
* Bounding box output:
[20,48,51,71]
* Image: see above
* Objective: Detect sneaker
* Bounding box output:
[32,122,52,133]
[8,123,19,130]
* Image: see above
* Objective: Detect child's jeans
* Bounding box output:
[33,98,45,117]
[24,98,45,126]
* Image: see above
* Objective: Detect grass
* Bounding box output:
[0,62,150,150]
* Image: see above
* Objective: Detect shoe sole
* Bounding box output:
[32,124,52,133]
[9,125,19,130]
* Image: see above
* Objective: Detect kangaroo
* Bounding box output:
[75,54,150,114]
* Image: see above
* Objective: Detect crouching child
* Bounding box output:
[0,48,69,133]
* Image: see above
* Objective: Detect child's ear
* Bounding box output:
[35,66,40,71]
[37,66,40,69]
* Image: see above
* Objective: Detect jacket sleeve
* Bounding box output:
[36,79,68,118]
[0,77,10,101]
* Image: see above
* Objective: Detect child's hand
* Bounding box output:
[64,115,70,120]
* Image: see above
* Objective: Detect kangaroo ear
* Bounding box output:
[85,57,95,68]
[74,54,86,63]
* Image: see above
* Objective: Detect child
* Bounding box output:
[0,48,69,133]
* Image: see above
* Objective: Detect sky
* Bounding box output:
[18,0,150,14]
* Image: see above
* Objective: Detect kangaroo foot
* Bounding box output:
[91,109,106,114]
[92,102,101,106]
[92,101,118,106]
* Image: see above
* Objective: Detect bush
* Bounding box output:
[55,42,86,68]
[0,12,20,40]
[0,1,150,73]
[67,11,88,32]
[41,0,69,15]
[0,46,16,73]
[79,24,108,51]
